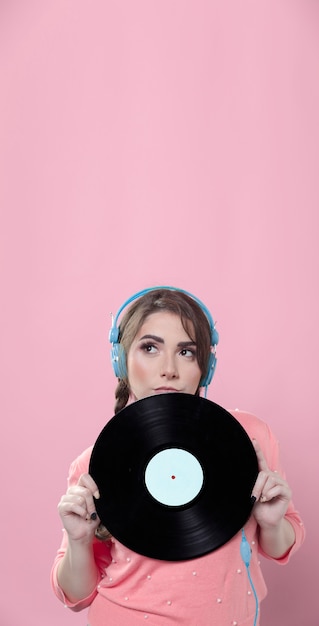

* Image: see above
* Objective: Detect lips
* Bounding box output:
[154,387,180,393]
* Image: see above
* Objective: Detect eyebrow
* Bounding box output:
[139,334,197,348]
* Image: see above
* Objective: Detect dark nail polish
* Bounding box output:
[250,496,257,506]
[90,512,97,520]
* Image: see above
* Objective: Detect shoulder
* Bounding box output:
[228,409,271,440]
[67,445,94,485]
[229,409,279,461]
[228,408,281,470]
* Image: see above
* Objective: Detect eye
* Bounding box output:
[140,342,157,354]
[180,348,196,358]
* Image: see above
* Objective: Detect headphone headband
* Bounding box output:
[109,286,219,391]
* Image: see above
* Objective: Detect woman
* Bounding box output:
[51,287,304,625]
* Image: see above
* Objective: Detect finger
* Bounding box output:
[58,498,89,520]
[252,470,290,504]
[59,495,101,524]
[260,478,291,503]
[251,470,269,501]
[67,485,98,519]
[260,484,284,503]
[258,474,281,502]
[88,511,100,523]
[78,473,100,499]
[251,439,269,473]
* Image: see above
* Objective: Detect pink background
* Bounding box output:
[1,2,318,625]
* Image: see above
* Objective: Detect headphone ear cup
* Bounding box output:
[110,344,120,378]
[211,327,219,347]
[200,352,217,388]
[111,343,127,379]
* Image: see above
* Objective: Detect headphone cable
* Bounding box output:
[240,528,259,626]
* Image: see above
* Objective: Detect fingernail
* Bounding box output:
[250,495,257,506]
[90,512,97,520]
[94,490,100,499]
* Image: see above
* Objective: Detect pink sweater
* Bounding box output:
[51,410,305,626]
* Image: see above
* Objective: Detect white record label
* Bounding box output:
[144,448,204,506]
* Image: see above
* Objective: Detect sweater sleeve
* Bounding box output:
[50,447,112,611]
[233,410,305,564]
[256,420,305,564]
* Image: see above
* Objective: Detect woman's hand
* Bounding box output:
[251,439,292,529]
[58,473,100,543]
[250,439,296,558]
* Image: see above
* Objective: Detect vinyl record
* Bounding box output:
[89,393,258,561]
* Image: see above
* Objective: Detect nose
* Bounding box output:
[160,353,179,379]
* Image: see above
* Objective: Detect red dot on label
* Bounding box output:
[171,475,176,480]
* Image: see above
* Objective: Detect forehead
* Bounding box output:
[135,311,195,339]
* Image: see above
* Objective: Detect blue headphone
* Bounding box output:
[109,286,219,389]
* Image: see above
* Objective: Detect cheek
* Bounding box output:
[127,352,152,382]
[187,365,202,388]
[191,374,202,389]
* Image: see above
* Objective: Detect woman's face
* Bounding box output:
[127,311,202,401]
